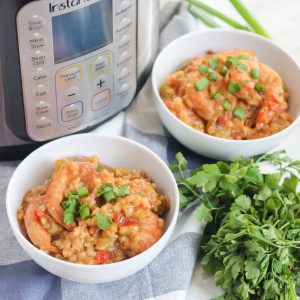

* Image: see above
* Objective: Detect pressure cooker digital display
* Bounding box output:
[52,0,113,64]
[16,0,137,141]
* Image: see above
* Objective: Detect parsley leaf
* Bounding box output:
[171,150,300,300]
[96,212,112,230]
[62,195,78,225]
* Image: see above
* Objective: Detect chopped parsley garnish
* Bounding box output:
[113,185,130,197]
[198,65,208,74]
[228,82,240,93]
[234,106,246,119]
[62,195,78,225]
[96,212,112,231]
[97,183,130,202]
[194,78,209,91]
[97,183,115,202]
[208,57,219,70]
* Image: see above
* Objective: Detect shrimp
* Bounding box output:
[46,157,114,229]
[256,63,286,128]
[165,97,205,131]
[24,196,58,253]
[118,209,164,257]
[185,85,219,122]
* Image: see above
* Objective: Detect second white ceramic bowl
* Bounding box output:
[6,134,179,283]
[152,29,300,160]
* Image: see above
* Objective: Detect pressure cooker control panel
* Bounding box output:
[16,0,137,141]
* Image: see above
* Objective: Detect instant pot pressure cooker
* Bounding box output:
[0,0,159,159]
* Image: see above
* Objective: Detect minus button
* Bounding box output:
[64,86,80,100]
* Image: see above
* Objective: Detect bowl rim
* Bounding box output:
[152,28,300,144]
[6,133,179,269]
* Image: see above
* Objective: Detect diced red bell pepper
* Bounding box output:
[94,250,112,264]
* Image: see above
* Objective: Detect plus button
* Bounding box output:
[97,79,106,88]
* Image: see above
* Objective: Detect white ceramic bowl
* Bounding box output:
[6,134,179,283]
[152,29,300,160]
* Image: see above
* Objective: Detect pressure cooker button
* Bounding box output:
[64,86,81,101]
[32,68,48,83]
[118,83,130,94]
[118,34,131,50]
[61,102,83,122]
[30,51,47,68]
[93,75,108,91]
[33,84,50,99]
[91,90,111,111]
[35,101,50,116]
[58,66,82,87]
[29,33,46,50]
[118,67,130,81]
[116,18,132,35]
[115,1,132,17]
[36,117,52,130]
[90,56,108,75]
[28,15,46,32]
[117,51,131,66]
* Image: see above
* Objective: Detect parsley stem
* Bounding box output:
[178,181,201,198]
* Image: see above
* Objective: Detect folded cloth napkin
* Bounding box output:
[0,3,210,299]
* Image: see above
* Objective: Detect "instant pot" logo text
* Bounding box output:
[49,0,92,13]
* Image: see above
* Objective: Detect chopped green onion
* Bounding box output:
[79,204,90,220]
[255,82,265,92]
[226,56,235,68]
[229,0,271,39]
[211,92,222,99]
[220,66,228,77]
[96,212,112,231]
[251,68,259,79]
[208,70,217,81]
[194,78,209,91]
[97,164,105,172]
[77,186,89,197]
[236,63,248,72]
[234,106,246,119]
[198,65,208,74]
[228,82,240,93]
[238,54,249,60]
[188,0,250,31]
[208,57,219,70]
[223,100,231,111]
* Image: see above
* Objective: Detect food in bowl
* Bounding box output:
[17,155,170,265]
[159,49,292,140]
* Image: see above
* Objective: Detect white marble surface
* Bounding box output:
[159,0,300,299]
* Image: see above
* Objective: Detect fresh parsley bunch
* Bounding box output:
[171,151,300,300]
